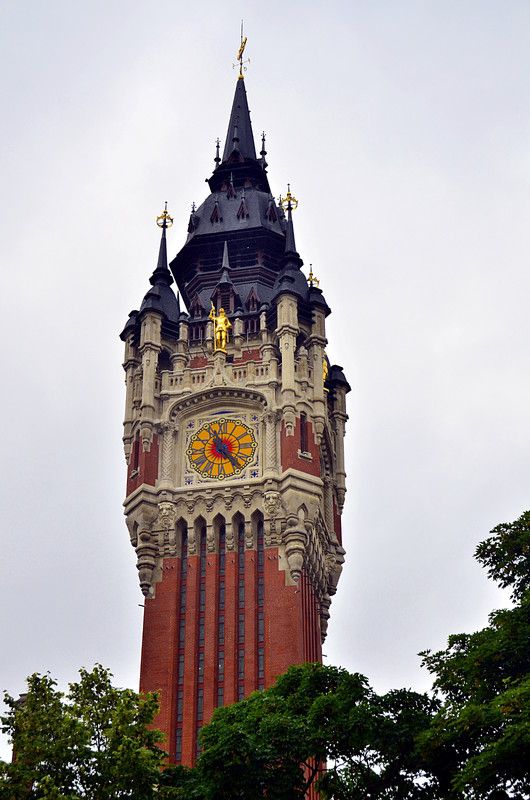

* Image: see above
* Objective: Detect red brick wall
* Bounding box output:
[223,550,237,706]
[263,549,305,684]
[127,434,159,496]
[139,557,180,757]
[140,546,322,767]
[234,348,261,364]
[280,417,321,477]
[181,553,200,765]
[203,552,219,726]
[189,355,208,369]
[244,549,257,694]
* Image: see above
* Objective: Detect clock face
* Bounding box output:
[186,418,257,480]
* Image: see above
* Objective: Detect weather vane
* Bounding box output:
[156,201,173,229]
[280,184,299,212]
[234,21,249,79]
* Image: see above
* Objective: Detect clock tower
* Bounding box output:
[120,70,350,765]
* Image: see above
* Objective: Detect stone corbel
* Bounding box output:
[283,515,307,583]
[206,523,216,553]
[320,593,331,642]
[136,528,158,597]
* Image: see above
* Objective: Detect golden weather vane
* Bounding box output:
[156,201,174,228]
[234,21,250,78]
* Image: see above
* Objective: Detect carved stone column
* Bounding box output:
[264,410,279,474]
[158,421,177,488]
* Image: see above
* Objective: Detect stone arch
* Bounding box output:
[167,387,268,424]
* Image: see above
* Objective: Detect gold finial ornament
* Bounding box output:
[156,201,174,229]
[235,21,250,79]
[307,264,320,288]
[209,302,232,353]
[280,184,298,212]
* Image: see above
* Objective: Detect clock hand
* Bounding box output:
[204,423,240,469]
[212,434,239,469]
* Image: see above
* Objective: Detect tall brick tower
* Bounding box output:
[120,68,350,765]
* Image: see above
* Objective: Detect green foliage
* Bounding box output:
[0,664,164,800]
[417,511,530,799]
[159,663,438,800]
[475,510,530,602]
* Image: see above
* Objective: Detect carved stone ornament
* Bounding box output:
[136,529,157,597]
[283,525,307,583]
[157,501,177,531]
[324,552,337,579]
[206,525,216,553]
[265,488,282,513]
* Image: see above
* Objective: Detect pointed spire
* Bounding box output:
[236,187,249,219]
[259,131,268,170]
[226,172,236,199]
[222,78,257,162]
[187,201,199,234]
[282,186,299,257]
[150,203,174,286]
[221,241,230,275]
[272,187,307,304]
[214,137,221,166]
[137,204,181,325]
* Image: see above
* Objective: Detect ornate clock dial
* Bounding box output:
[186,418,257,480]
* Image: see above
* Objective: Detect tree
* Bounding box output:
[161,511,530,800]
[418,511,530,799]
[160,664,438,800]
[0,664,164,800]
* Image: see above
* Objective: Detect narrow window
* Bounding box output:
[300,412,308,453]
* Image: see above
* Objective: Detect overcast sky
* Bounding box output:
[1,0,529,759]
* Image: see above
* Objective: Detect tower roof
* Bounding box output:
[272,198,308,303]
[222,78,257,162]
[120,212,180,339]
[140,222,181,321]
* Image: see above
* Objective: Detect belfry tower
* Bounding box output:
[120,64,350,765]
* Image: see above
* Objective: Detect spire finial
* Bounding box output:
[235,21,249,79]
[214,137,221,165]
[156,201,174,231]
[280,184,299,215]
[151,203,174,286]
[308,264,320,288]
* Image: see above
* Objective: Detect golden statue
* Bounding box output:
[210,302,232,352]
[323,356,329,392]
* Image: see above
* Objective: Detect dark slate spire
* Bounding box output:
[281,189,303,270]
[221,240,231,276]
[149,208,173,287]
[138,206,181,322]
[211,241,241,308]
[272,189,308,302]
[222,78,257,162]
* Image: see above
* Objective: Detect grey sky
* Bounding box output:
[1,0,529,759]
